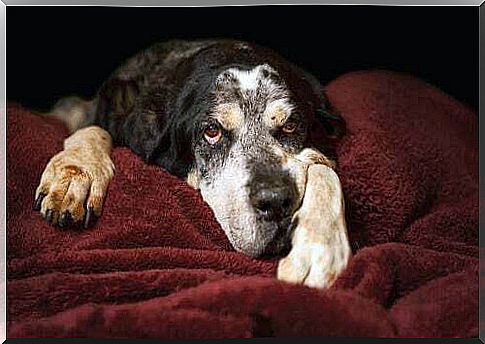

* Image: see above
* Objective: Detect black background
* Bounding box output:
[7,6,479,112]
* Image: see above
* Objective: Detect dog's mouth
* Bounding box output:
[258,238,292,259]
[246,214,295,258]
[265,216,296,256]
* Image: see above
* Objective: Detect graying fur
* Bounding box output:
[195,65,309,257]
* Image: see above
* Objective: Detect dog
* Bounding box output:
[32,39,351,288]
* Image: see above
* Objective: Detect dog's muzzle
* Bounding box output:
[248,168,297,257]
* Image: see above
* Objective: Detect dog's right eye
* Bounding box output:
[204,124,222,145]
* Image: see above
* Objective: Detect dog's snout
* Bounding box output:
[251,186,294,220]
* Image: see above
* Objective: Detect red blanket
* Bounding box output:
[7,70,478,338]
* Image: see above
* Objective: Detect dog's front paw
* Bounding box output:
[33,126,114,228]
[277,239,351,289]
[276,163,351,289]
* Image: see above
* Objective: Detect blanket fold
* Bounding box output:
[7,70,478,338]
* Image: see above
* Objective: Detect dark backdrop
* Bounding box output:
[7,6,479,112]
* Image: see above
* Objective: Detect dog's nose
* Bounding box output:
[251,186,294,221]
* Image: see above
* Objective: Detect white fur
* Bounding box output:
[227,66,262,91]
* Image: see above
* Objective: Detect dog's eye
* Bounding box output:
[282,120,297,134]
[204,124,222,145]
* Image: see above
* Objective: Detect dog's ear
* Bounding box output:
[120,87,196,178]
[294,70,346,162]
[96,78,140,121]
[122,106,166,163]
[96,78,194,178]
[289,66,346,143]
[96,78,166,162]
[314,93,346,141]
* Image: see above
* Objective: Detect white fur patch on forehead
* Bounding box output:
[223,64,282,92]
[229,66,261,91]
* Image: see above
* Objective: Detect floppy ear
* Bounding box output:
[315,93,346,140]
[290,66,346,144]
[96,78,140,124]
[306,94,346,163]
[121,88,196,178]
[96,78,168,162]
[122,106,166,163]
[296,70,346,163]
[95,77,144,145]
[96,77,195,178]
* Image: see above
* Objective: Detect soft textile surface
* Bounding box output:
[7,71,478,338]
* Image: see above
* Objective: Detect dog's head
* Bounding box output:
[134,41,345,257]
[190,63,340,258]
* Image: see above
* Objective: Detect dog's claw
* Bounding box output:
[44,209,54,224]
[33,193,46,211]
[58,211,72,228]
[84,207,97,229]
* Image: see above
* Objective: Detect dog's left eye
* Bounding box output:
[204,124,222,145]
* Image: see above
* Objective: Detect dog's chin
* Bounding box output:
[231,216,294,259]
[257,235,292,259]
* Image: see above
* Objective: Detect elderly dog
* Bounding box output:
[33,39,351,288]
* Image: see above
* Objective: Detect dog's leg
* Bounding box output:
[277,156,351,289]
[33,126,115,228]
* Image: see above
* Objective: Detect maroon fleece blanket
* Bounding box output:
[7,71,478,338]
